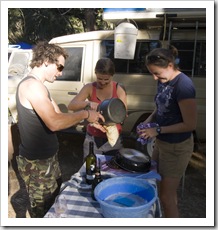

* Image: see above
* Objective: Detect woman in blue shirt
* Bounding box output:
[138,46,197,218]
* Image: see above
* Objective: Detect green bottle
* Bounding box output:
[85,141,96,185]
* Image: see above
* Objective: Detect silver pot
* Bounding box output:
[97,98,126,125]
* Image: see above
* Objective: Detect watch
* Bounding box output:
[156,126,161,135]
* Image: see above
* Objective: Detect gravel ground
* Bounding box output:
[8,131,206,219]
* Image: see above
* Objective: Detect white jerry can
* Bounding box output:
[114,22,138,60]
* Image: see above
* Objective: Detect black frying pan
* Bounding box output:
[114,148,151,173]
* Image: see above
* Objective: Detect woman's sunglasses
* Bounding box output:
[56,63,64,72]
[146,55,166,62]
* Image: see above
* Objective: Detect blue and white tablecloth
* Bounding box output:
[44,155,162,218]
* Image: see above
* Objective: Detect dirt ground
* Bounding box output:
[8,131,206,219]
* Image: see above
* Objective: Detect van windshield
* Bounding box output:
[57,47,83,81]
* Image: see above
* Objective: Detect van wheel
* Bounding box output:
[146,137,156,158]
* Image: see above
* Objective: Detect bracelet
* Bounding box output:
[85,110,90,120]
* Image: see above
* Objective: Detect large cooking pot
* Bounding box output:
[97,98,126,125]
[114,148,151,173]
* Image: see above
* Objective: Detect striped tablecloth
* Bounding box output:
[44,155,162,218]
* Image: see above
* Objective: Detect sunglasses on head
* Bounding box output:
[56,63,64,72]
[146,55,166,62]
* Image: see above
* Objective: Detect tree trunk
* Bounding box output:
[85,9,96,31]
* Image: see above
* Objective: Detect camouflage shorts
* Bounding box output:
[16,154,61,216]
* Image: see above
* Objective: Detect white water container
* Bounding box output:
[114,22,138,59]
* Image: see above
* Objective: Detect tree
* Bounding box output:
[8,8,24,43]
[8,8,112,45]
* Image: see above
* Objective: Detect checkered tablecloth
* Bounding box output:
[44,155,162,218]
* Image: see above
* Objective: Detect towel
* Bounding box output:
[104,125,119,147]
[136,122,159,145]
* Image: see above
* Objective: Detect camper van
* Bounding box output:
[8,8,206,154]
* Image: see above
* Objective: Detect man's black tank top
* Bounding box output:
[16,76,59,160]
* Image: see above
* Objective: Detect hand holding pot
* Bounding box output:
[97,98,127,126]
[86,110,105,124]
[90,122,107,133]
[85,101,99,111]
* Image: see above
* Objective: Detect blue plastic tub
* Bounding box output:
[94,177,157,218]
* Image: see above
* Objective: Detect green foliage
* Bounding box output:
[8,8,113,45]
[8,9,24,43]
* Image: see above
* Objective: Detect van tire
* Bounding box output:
[146,137,156,157]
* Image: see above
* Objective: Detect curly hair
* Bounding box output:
[30,41,68,68]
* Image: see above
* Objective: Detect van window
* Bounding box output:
[101,40,161,74]
[171,41,206,77]
[57,47,83,81]
[102,40,206,77]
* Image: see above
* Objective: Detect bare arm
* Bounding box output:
[139,99,197,139]
[21,80,104,132]
[161,98,197,133]
[67,83,99,111]
[51,98,61,113]
[143,107,157,123]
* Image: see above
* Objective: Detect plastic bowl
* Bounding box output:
[94,176,157,218]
